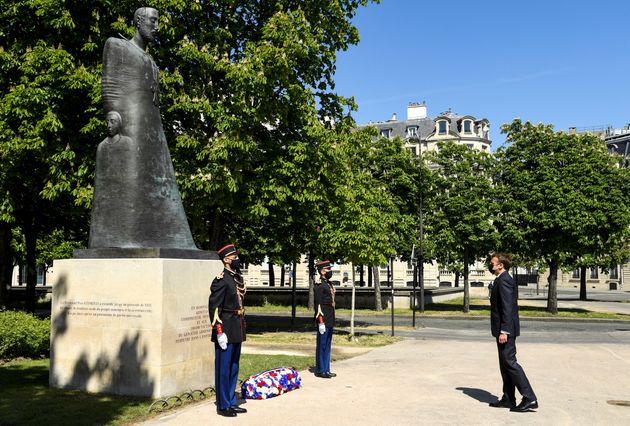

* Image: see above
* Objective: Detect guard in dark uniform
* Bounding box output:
[314,260,336,378]
[209,244,247,417]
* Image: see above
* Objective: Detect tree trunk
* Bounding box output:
[291,260,297,325]
[280,266,285,287]
[307,253,315,311]
[455,271,460,287]
[463,248,470,313]
[350,266,356,338]
[208,212,225,249]
[546,259,558,314]
[268,260,275,287]
[24,223,37,313]
[359,265,364,287]
[368,266,373,287]
[373,265,383,311]
[0,222,13,309]
[579,265,587,301]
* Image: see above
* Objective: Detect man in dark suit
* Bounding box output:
[209,244,247,417]
[489,253,538,412]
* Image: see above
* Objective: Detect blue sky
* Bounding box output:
[333,0,630,148]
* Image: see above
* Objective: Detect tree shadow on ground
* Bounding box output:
[0,359,151,426]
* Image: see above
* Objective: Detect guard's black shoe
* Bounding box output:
[217,408,237,417]
[326,372,337,377]
[510,398,538,412]
[231,406,247,413]
[489,397,515,408]
[314,372,332,378]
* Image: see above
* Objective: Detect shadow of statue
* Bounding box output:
[456,386,497,404]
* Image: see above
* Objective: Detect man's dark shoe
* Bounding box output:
[326,372,337,377]
[314,372,332,378]
[510,398,538,412]
[217,408,237,417]
[489,397,515,408]
[231,406,247,413]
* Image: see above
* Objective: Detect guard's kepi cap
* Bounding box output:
[316,260,332,271]
[217,244,238,259]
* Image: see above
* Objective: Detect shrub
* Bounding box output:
[0,311,51,360]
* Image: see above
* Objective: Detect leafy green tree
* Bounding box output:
[424,141,498,312]
[318,128,420,310]
[0,0,110,310]
[158,0,377,251]
[496,119,630,313]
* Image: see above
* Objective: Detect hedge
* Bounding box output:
[0,311,50,360]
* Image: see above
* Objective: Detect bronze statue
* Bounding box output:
[89,7,197,250]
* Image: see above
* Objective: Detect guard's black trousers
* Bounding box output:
[496,337,537,402]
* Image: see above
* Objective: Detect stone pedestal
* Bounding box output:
[49,258,222,398]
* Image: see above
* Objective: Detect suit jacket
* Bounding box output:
[314,278,335,328]
[208,268,246,343]
[490,271,520,338]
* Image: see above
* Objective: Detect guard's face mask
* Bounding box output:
[230,258,242,270]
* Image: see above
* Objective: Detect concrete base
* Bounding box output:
[49,258,222,398]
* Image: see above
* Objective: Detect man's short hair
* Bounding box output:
[491,253,512,270]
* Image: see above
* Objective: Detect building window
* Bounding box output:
[610,265,619,279]
[407,146,417,156]
[590,268,598,279]
[438,120,447,135]
[407,126,418,137]
[572,269,580,279]
[466,144,474,149]
[381,129,392,138]
[463,120,472,133]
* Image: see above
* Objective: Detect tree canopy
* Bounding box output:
[495,119,630,313]
[424,141,498,311]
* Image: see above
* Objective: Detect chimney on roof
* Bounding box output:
[568,127,576,134]
[408,101,427,120]
[388,112,397,121]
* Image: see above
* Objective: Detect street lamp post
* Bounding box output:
[390,254,395,336]
[411,245,417,327]
[419,182,425,314]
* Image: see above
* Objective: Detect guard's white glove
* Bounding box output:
[217,332,228,350]
[318,323,326,335]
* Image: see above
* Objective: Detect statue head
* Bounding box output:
[106,111,122,137]
[134,7,159,44]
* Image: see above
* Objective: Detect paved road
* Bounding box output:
[141,338,630,426]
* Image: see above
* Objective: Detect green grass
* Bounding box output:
[247,331,401,347]
[239,354,313,379]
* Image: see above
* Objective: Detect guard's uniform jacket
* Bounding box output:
[314,277,335,327]
[208,268,246,343]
